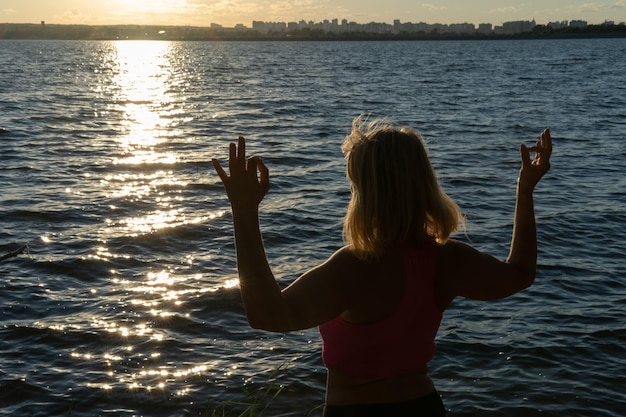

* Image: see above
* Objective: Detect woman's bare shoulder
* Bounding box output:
[436,238,483,262]
[323,246,367,269]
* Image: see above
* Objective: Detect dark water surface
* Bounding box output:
[1,38,625,416]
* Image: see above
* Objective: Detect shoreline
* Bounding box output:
[2,22,626,41]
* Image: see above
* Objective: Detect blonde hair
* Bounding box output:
[342,116,461,260]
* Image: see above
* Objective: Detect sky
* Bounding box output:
[1,0,625,27]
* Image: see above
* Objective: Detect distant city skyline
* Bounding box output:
[1,0,625,28]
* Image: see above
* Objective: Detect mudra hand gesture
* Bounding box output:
[212,136,270,211]
[519,128,552,189]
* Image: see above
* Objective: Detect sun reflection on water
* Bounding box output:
[70,41,237,398]
[84,41,219,395]
[74,264,240,394]
[75,342,212,393]
[98,42,226,238]
[112,40,177,166]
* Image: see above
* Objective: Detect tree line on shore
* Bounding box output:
[1,22,625,41]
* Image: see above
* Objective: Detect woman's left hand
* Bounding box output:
[212,136,270,211]
[519,128,552,190]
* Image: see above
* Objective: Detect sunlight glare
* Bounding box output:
[112,41,176,165]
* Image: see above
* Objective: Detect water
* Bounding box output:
[0,38,625,416]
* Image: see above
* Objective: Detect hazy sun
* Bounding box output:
[114,0,189,17]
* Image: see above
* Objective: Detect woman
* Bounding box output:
[212,117,552,416]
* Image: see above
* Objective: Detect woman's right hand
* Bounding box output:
[212,136,270,212]
[519,128,552,190]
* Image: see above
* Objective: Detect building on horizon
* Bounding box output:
[495,19,536,35]
[478,23,493,34]
[244,17,557,36]
[570,20,588,28]
[547,20,568,29]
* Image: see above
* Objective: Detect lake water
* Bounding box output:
[0,38,625,416]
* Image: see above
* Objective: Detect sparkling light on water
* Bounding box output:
[66,41,230,395]
[113,41,174,165]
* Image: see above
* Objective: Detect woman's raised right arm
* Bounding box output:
[212,136,357,332]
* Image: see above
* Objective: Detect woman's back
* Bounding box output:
[321,243,441,406]
[337,247,406,323]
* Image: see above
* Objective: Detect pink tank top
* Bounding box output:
[318,241,442,379]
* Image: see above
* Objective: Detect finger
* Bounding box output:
[536,129,550,149]
[212,158,229,182]
[247,156,258,178]
[258,158,270,191]
[229,142,237,166]
[520,144,532,167]
[531,129,552,164]
[238,136,246,163]
[542,128,552,155]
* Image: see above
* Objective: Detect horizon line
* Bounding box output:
[5,17,623,29]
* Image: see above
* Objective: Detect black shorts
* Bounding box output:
[323,389,446,417]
